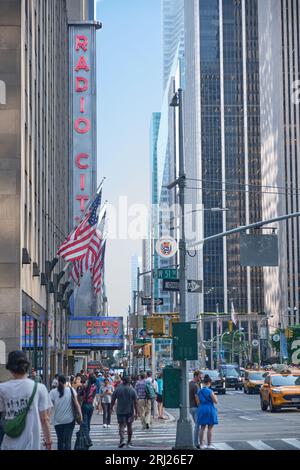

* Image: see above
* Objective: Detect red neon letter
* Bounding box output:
[75,56,89,72]
[76,195,89,212]
[80,174,85,191]
[76,35,88,52]
[76,77,89,92]
[74,117,90,134]
[75,153,90,170]
[80,97,85,113]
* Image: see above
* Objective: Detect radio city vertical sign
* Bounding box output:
[69,21,101,224]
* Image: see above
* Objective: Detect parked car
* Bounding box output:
[218,364,243,390]
[260,370,300,412]
[200,369,226,394]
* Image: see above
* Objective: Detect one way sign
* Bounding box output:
[142,297,164,306]
[187,280,202,293]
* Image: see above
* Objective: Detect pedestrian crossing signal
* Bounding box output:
[144,344,152,358]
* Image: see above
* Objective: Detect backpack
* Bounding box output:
[4,381,38,438]
[82,384,96,404]
[145,382,156,400]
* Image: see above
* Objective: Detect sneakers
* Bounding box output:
[107,425,111,428]
[118,442,126,448]
[103,424,107,428]
[127,441,134,448]
[200,444,206,450]
[207,445,215,450]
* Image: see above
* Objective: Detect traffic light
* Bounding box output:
[285,328,293,339]
[144,343,152,358]
[146,317,166,336]
[169,317,179,337]
[228,320,233,333]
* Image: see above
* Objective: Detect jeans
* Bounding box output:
[54,421,75,450]
[82,403,94,442]
[189,407,199,447]
[102,402,111,425]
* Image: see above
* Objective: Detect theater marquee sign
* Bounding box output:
[69,21,101,224]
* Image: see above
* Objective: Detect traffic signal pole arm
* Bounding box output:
[187,211,300,248]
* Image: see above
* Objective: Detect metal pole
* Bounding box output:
[216,304,220,368]
[151,336,156,379]
[174,88,194,449]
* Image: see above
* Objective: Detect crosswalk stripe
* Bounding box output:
[282,438,300,449]
[247,440,275,450]
[214,443,235,450]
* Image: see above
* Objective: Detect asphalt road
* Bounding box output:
[170,389,300,450]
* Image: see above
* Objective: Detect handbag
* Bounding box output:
[4,380,38,438]
[70,387,82,425]
[74,425,89,451]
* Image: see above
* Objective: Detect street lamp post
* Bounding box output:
[169,89,194,449]
[232,329,244,364]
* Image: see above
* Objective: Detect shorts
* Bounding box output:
[156,394,163,403]
[117,414,134,426]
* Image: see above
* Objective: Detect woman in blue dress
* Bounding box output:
[197,374,218,449]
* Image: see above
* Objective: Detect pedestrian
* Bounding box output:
[189,370,201,449]
[113,373,121,389]
[100,378,114,428]
[80,374,97,447]
[51,374,59,389]
[29,368,42,383]
[0,351,52,450]
[49,375,82,450]
[95,373,104,415]
[111,376,138,448]
[145,372,157,423]
[197,374,218,450]
[146,371,158,420]
[134,372,151,429]
[156,372,166,419]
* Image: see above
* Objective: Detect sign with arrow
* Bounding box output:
[141,297,164,306]
[163,279,203,293]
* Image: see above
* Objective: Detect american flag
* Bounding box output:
[70,211,106,287]
[92,239,106,294]
[57,191,102,262]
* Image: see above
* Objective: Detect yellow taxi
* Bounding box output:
[260,371,300,412]
[243,370,265,394]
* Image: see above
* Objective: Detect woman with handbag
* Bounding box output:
[49,375,82,450]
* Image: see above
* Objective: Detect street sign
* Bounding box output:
[72,349,90,356]
[163,279,180,291]
[135,338,151,345]
[141,297,164,306]
[252,339,259,347]
[273,334,280,342]
[157,268,178,280]
[162,279,203,293]
[187,280,203,293]
[156,236,178,259]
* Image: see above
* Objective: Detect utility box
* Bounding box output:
[172,322,198,361]
[163,367,181,408]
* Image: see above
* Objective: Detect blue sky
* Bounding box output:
[96,0,162,316]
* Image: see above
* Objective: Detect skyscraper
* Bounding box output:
[162,0,184,90]
[258,0,300,326]
[184,0,264,319]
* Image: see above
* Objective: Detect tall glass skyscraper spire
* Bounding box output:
[162,0,184,90]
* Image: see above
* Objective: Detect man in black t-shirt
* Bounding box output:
[111,376,138,448]
[189,370,201,449]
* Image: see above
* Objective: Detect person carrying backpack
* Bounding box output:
[0,351,52,450]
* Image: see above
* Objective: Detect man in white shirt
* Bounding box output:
[0,351,52,450]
